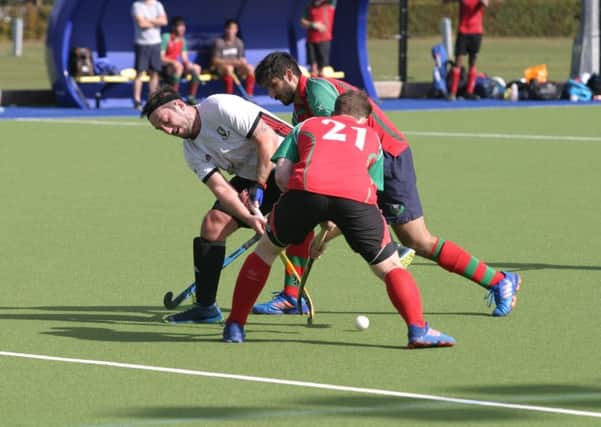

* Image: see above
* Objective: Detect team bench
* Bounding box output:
[73,65,344,84]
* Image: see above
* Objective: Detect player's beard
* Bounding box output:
[177,108,199,139]
[278,88,295,105]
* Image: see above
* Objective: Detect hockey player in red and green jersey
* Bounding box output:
[222,90,455,347]
[253,51,521,317]
[160,16,203,104]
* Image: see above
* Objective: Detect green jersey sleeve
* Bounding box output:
[272,124,301,163]
[182,38,188,53]
[368,149,384,191]
[160,33,170,52]
[306,78,338,117]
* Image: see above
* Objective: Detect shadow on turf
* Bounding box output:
[120,395,529,423]
[0,305,169,325]
[39,325,432,350]
[41,326,222,342]
[413,261,601,272]
[451,384,601,409]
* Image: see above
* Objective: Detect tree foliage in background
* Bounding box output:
[0,1,52,41]
[369,0,580,39]
[0,0,581,42]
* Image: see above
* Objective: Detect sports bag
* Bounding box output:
[561,79,592,101]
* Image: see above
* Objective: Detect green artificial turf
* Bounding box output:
[1,106,600,426]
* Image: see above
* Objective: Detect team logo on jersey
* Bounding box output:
[314,102,327,114]
[216,126,230,140]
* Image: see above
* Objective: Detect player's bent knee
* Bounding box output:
[368,241,398,265]
[201,209,238,241]
[254,236,281,265]
[370,247,403,280]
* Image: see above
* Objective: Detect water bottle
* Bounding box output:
[510,83,518,102]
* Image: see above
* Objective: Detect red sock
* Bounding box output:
[466,66,477,94]
[245,74,255,96]
[223,75,234,94]
[431,238,504,288]
[385,268,426,327]
[227,253,271,325]
[282,230,314,298]
[450,66,461,96]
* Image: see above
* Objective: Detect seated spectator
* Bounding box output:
[211,19,255,97]
[300,0,337,77]
[161,16,203,105]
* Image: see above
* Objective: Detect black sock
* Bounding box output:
[193,237,226,306]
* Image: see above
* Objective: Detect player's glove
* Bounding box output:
[248,182,266,207]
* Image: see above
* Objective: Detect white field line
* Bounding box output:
[404,130,601,142]
[2,350,601,419]
[10,118,601,142]
[13,118,144,126]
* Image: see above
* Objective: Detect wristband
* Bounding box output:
[249,182,266,207]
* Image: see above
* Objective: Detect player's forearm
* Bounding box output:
[135,17,153,29]
[300,18,311,29]
[152,15,168,26]
[211,181,254,226]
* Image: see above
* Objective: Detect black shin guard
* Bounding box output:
[193,238,226,306]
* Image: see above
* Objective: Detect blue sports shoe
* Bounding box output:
[252,291,309,315]
[223,322,245,343]
[407,323,456,348]
[486,271,522,317]
[165,302,223,324]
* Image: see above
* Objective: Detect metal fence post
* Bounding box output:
[12,17,24,57]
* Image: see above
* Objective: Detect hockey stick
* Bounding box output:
[231,72,252,101]
[296,226,329,321]
[162,233,261,309]
[279,252,315,324]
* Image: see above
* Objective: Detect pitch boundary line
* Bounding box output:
[404,130,601,142]
[10,118,601,142]
[2,350,601,419]
[13,118,144,126]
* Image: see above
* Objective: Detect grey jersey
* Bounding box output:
[212,37,245,60]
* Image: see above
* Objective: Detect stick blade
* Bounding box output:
[163,292,176,309]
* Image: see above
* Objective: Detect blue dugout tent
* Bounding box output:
[46,0,377,108]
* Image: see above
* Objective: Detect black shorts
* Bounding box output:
[377,147,423,225]
[307,41,331,69]
[267,190,397,265]
[211,172,281,227]
[455,33,482,60]
[134,43,162,73]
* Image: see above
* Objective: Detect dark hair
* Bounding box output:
[255,51,302,87]
[140,86,181,118]
[224,19,238,28]
[333,90,373,119]
[170,16,185,33]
